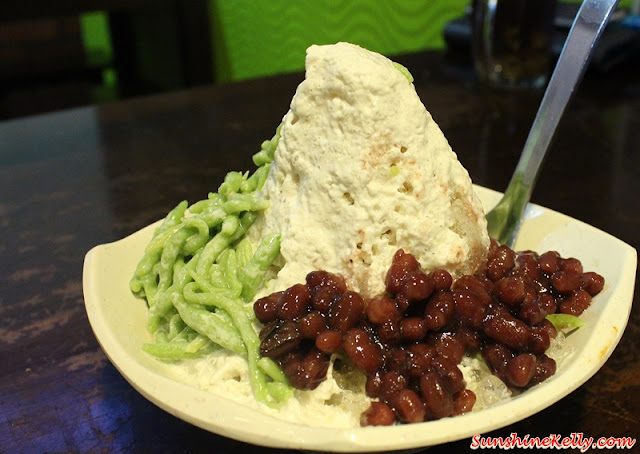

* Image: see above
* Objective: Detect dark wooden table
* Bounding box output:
[1,51,638,453]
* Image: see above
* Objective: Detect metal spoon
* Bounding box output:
[485,0,620,247]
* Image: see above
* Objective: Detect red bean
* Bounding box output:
[366,294,400,324]
[493,277,525,305]
[385,347,409,373]
[306,270,347,294]
[551,271,581,294]
[385,249,420,294]
[432,332,465,364]
[453,290,487,329]
[329,291,364,332]
[515,252,542,281]
[453,275,492,305]
[289,349,330,390]
[406,343,436,377]
[538,251,560,274]
[424,290,455,330]
[580,272,605,296]
[456,325,482,351]
[399,317,428,343]
[530,354,557,385]
[278,284,310,320]
[379,371,408,401]
[518,300,547,326]
[315,330,342,354]
[259,321,301,358]
[389,389,426,423]
[431,355,465,394]
[255,246,604,426]
[299,311,326,338]
[506,353,536,387]
[377,320,401,344]
[486,245,516,281]
[538,293,557,316]
[400,270,434,302]
[430,269,453,291]
[559,289,592,316]
[560,257,583,274]
[484,313,531,350]
[343,328,383,374]
[529,327,551,354]
[360,401,396,426]
[536,318,557,340]
[452,389,476,415]
[420,371,454,419]
[365,372,383,398]
[253,292,283,323]
[482,343,513,374]
[311,286,340,314]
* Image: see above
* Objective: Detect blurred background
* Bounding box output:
[1,0,637,120]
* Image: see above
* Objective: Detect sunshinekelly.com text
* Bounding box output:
[470,433,636,452]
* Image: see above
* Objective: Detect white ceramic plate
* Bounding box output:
[83,186,636,452]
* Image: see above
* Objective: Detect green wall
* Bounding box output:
[209,0,470,82]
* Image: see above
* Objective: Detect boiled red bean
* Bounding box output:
[536,318,557,340]
[299,311,326,338]
[253,291,283,323]
[452,389,476,415]
[484,313,531,350]
[559,289,592,316]
[306,270,347,294]
[278,283,310,320]
[385,249,420,294]
[420,371,454,419]
[360,401,396,426]
[482,343,513,374]
[315,329,342,354]
[389,389,426,423]
[259,321,301,358]
[529,327,551,354]
[365,372,382,398]
[431,332,465,364]
[580,271,605,296]
[453,275,492,305]
[538,251,560,274]
[366,294,400,324]
[518,300,547,326]
[430,268,453,291]
[329,291,364,332]
[379,371,408,401]
[377,320,401,344]
[399,317,428,342]
[453,290,487,328]
[424,290,455,330]
[530,354,557,385]
[406,343,436,377]
[400,270,434,302]
[311,286,340,314]
[551,271,581,294]
[506,353,537,387]
[343,328,383,374]
[486,244,516,281]
[560,257,583,274]
[431,355,465,393]
[493,276,525,305]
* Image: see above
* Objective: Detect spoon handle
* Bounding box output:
[486,0,620,246]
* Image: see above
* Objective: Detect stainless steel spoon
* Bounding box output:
[485,0,620,247]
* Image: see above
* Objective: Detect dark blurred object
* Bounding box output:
[471,0,556,89]
[0,0,212,121]
[444,2,640,74]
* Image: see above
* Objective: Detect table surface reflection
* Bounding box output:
[1,51,638,453]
